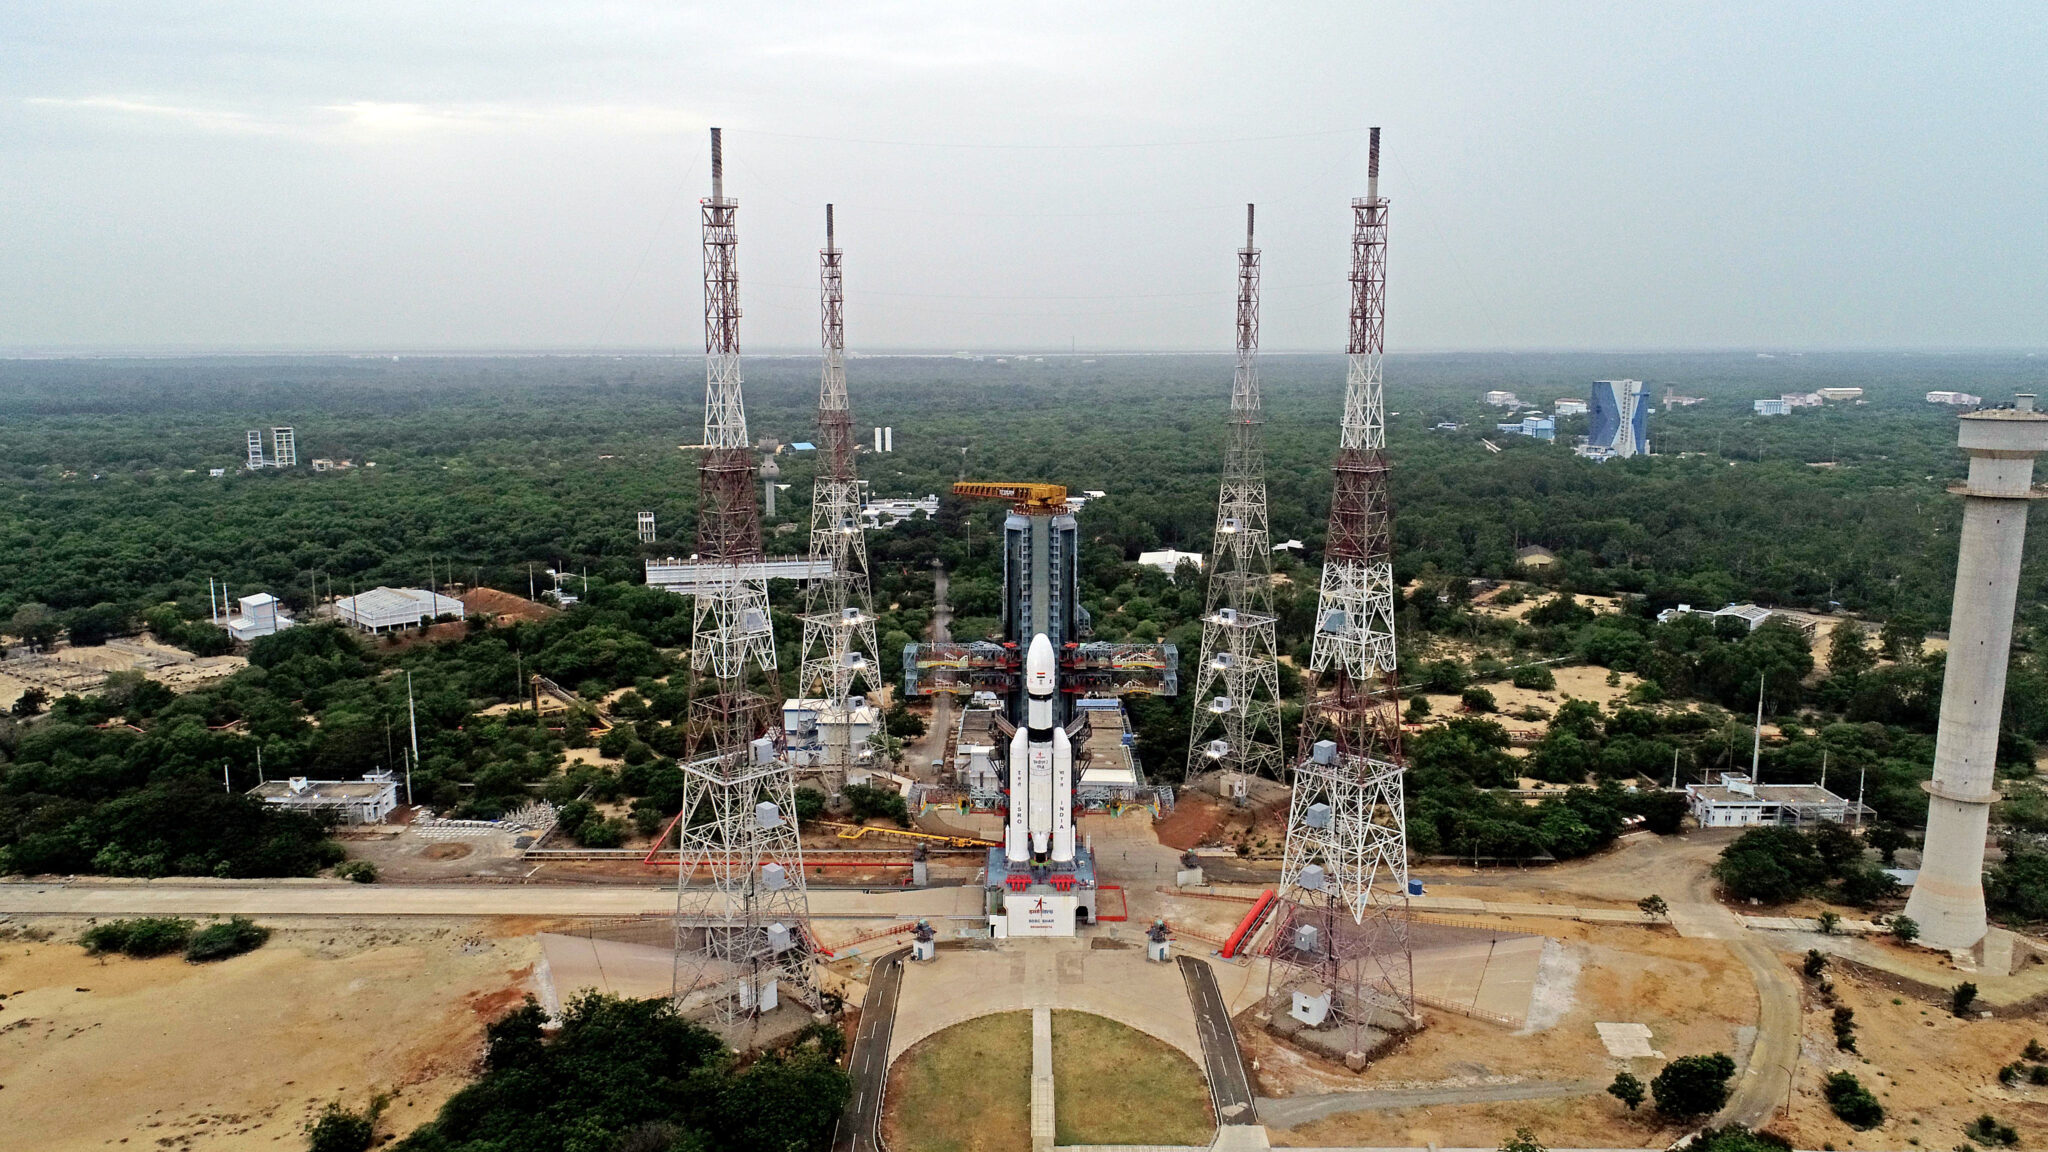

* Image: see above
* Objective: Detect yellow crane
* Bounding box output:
[951,481,1068,515]
[818,821,999,849]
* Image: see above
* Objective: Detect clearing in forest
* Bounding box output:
[1051,1010,1213,1147]
[882,1011,1032,1152]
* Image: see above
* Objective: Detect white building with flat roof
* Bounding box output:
[250,771,400,824]
[781,697,882,768]
[1484,390,1521,407]
[1927,391,1983,407]
[1754,398,1790,416]
[335,587,466,633]
[1685,773,1869,828]
[225,592,294,642]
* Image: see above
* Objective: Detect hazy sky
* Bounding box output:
[4,3,2044,353]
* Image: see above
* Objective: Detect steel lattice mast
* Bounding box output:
[673,128,817,1024]
[797,204,881,790]
[1186,204,1285,798]
[1268,128,1414,1064]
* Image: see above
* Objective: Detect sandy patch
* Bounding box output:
[0,918,539,1151]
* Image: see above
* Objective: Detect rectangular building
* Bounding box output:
[1927,391,1983,407]
[1553,398,1588,416]
[1685,773,1868,828]
[249,772,400,825]
[226,592,294,642]
[1484,390,1521,407]
[1587,379,1649,457]
[1497,415,1555,441]
[335,587,468,633]
[1754,398,1790,416]
[1816,387,1864,401]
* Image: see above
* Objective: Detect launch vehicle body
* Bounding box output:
[1006,633,1075,865]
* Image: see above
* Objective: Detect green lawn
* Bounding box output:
[1052,1010,1214,1146]
[883,1011,1033,1152]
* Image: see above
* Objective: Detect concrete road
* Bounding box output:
[832,947,908,1152]
[1179,955,1259,1126]
[904,562,954,776]
[0,881,980,921]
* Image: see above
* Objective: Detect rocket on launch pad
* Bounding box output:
[1006,633,1076,866]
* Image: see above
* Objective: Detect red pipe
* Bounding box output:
[1220,888,1277,958]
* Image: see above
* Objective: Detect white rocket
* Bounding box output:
[1006,633,1075,865]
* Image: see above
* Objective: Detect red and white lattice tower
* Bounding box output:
[1268,128,1415,1064]
[673,128,817,1025]
[1186,204,1285,798]
[797,204,881,790]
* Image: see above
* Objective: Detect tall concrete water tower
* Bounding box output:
[1902,395,2048,949]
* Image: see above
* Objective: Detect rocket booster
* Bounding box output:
[1006,633,1075,865]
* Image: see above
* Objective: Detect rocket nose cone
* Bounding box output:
[1026,633,1056,690]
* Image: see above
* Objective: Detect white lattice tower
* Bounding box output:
[673,128,815,1024]
[798,204,881,787]
[1186,204,1284,795]
[1270,129,1413,1054]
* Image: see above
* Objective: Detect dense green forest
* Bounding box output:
[3,352,2046,924]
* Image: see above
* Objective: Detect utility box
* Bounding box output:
[1291,986,1332,1028]
[766,921,794,952]
[1175,867,1205,887]
[741,976,779,1013]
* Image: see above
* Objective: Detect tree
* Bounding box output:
[1880,612,1928,661]
[9,603,61,651]
[1512,663,1556,691]
[1816,911,1841,936]
[1405,696,1433,723]
[1461,686,1497,713]
[1637,894,1668,919]
[1826,620,1875,678]
[884,702,926,740]
[10,686,49,716]
[1651,1052,1737,1118]
[1714,826,1828,903]
[1803,948,1827,978]
[1889,914,1919,943]
[1500,1127,1547,1152]
[1679,1127,1791,1152]
[1607,1070,1646,1111]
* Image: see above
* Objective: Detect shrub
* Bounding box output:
[1404,696,1433,723]
[577,818,627,849]
[1607,1070,1646,1111]
[1832,1006,1857,1052]
[335,860,379,884]
[1652,1052,1738,1118]
[80,917,196,957]
[2024,1038,2046,1061]
[1952,981,1979,1017]
[1964,1114,2019,1147]
[2031,1064,2048,1086]
[1461,686,1497,713]
[185,917,270,962]
[1823,1071,1884,1129]
[1638,894,1669,919]
[1804,949,1828,979]
[306,1103,375,1152]
[793,786,826,823]
[1888,914,1919,943]
[1816,910,1841,935]
[1998,1062,2022,1085]
[1679,1126,1792,1152]
[1512,664,1556,691]
[1500,1128,1547,1152]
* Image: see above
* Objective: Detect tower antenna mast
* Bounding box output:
[1186,204,1285,800]
[672,127,818,1023]
[1269,127,1416,1065]
[798,203,882,791]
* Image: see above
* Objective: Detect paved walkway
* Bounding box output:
[1032,1007,1056,1152]
[888,939,1203,1066]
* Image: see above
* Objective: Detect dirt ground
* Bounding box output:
[0,917,540,1151]
[1772,960,2048,1148]
[1255,919,1758,1149]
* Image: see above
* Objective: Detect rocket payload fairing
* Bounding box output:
[1006,633,1075,865]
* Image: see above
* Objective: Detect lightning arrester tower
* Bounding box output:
[1901,394,2048,949]
[1269,128,1415,1062]
[672,127,818,1024]
[1186,204,1285,799]
[797,203,882,790]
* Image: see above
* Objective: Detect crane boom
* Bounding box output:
[951,481,1068,514]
